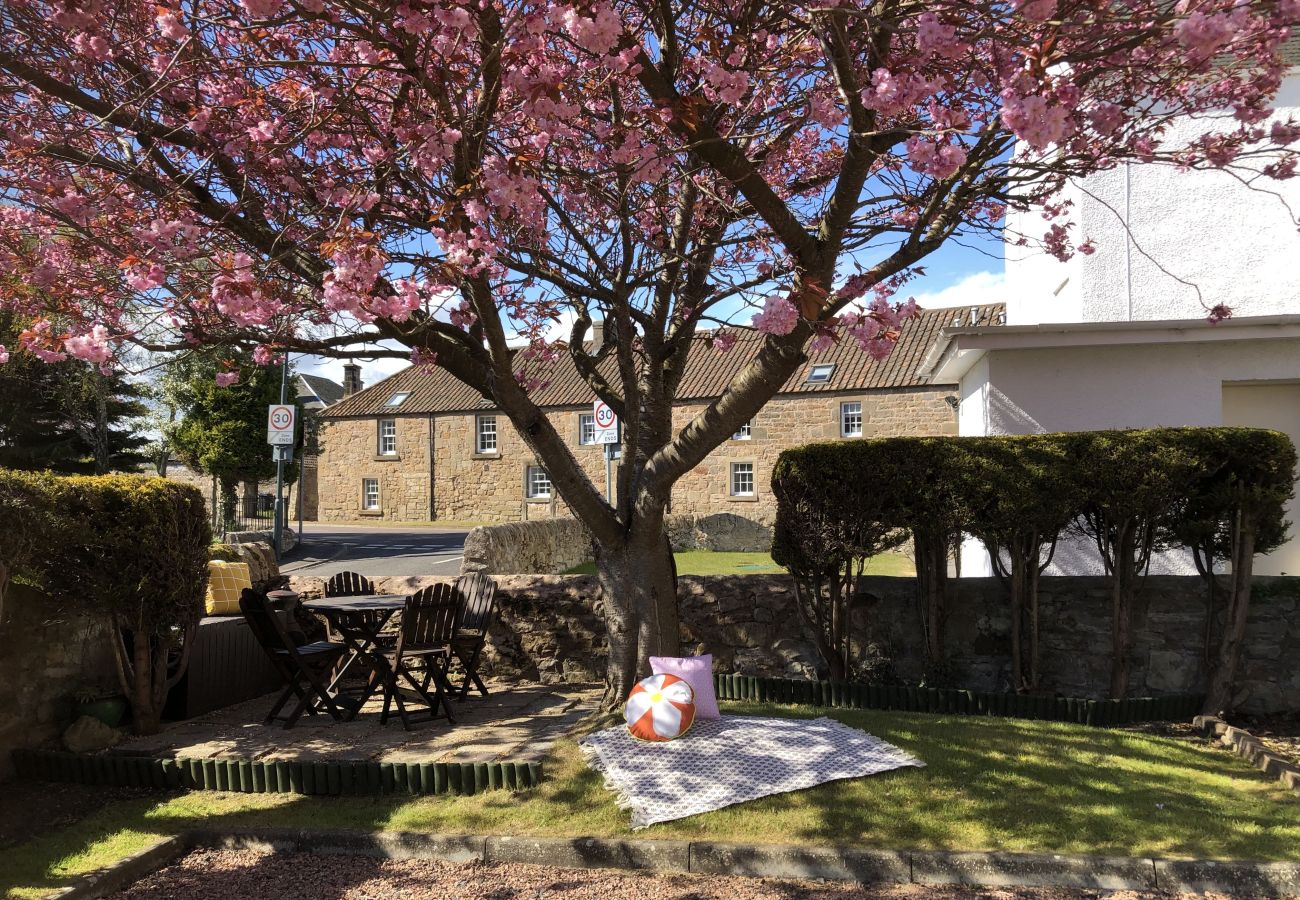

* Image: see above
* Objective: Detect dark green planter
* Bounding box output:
[75,697,128,729]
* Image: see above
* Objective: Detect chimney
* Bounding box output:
[342,363,362,397]
[590,320,605,352]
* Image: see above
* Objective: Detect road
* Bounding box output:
[280,523,470,578]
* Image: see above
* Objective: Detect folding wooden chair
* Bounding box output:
[380,584,458,729]
[239,588,351,729]
[450,572,498,699]
[324,571,374,597]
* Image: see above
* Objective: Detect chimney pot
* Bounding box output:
[590,320,605,352]
[342,363,362,397]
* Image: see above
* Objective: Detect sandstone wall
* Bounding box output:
[315,386,957,524]
[0,583,117,779]
[287,572,1300,714]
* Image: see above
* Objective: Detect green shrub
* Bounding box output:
[41,475,211,734]
[0,469,57,615]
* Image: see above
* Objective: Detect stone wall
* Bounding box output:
[462,520,595,575]
[315,385,957,524]
[287,573,1300,714]
[0,583,117,779]
[459,512,774,576]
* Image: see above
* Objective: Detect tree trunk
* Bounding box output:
[1203,508,1257,715]
[913,528,948,666]
[594,523,680,709]
[128,629,163,735]
[1026,561,1041,691]
[1108,523,1138,700]
[220,476,238,532]
[1008,551,1026,691]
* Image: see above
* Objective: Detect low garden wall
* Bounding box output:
[0,583,117,779]
[460,513,774,575]
[289,573,1300,714]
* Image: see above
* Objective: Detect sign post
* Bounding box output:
[592,400,619,504]
[267,391,295,557]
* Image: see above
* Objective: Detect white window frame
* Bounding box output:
[476,414,498,455]
[730,462,755,497]
[732,421,752,441]
[525,465,552,500]
[361,478,380,510]
[578,413,596,446]
[386,391,411,408]
[377,418,397,456]
[806,363,835,384]
[840,401,864,438]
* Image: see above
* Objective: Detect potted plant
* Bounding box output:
[72,687,129,729]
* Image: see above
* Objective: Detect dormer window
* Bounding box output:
[806,364,835,384]
[386,391,410,407]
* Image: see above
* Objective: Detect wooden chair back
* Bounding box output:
[452,572,497,637]
[400,584,459,651]
[324,571,375,598]
[239,588,297,656]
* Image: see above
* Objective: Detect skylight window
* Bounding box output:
[806,364,835,384]
[386,391,411,408]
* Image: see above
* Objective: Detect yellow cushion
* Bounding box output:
[205,560,253,615]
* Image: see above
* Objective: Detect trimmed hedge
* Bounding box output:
[0,471,212,735]
[713,672,1203,726]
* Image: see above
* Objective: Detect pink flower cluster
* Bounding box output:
[322,246,386,317]
[906,135,967,179]
[915,13,965,59]
[1174,12,1237,60]
[1001,92,1075,150]
[64,324,112,364]
[751,295,799,335]
[557,3,622,55]
[212,253,279,325]
[0,345,9,365]
[215,371,240,387]
[860,68,934,117]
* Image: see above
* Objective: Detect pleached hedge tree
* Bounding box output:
[771,428,1295,713]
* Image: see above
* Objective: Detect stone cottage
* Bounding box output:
[315,304,1004,524]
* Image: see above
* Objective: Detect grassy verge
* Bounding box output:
[565,550,914,577]
[4,703,1298,898]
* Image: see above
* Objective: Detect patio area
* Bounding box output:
[113,680,602,765]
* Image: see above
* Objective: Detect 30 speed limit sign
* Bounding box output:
[592,400,619,444]
[266,404,296,446]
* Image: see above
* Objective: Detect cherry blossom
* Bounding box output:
[215,371,240,387]
[752,296,799,336]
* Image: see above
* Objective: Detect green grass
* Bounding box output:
[5,704,1298,898]
[565,550,914,577]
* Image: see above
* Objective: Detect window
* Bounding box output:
[361,478,380,510]
[476,415,498,454]
[525,465,552,499]
[732,421,752,440]
[377,418,397,456]
[806,363,835,384]
[578,413,596,446]
[730,462,755,497]
[386,391,410,407]
[840,401,863,438]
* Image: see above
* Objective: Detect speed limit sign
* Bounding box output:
[266,404,296,446]
[592,400,619,444]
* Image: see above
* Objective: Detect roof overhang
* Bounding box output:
[919,313,1300,384]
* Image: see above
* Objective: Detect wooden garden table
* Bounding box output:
[302,595,407,719]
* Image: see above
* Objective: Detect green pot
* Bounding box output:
[75,697,128,729]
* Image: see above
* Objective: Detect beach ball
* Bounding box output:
[625,673,696,742]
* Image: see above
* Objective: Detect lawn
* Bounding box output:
[566,550,915,577]
[5,703,1298,898]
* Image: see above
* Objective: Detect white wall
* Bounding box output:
[1007,71,1300,325]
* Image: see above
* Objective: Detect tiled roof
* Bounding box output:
[297,374,345,407]
[323,303,1005,419]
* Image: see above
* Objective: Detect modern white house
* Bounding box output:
[922,47,1300,577]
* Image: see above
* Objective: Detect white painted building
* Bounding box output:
[923,50,1300,576]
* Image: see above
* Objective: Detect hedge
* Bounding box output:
[0,471,212,735]
[771,428,1296,710]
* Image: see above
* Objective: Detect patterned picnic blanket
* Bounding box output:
[579,715,924,829]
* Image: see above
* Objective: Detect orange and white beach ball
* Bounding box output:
[625,673,696,742]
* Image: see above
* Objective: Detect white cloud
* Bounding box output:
[907,269,1006,310]
[296,343,410,391]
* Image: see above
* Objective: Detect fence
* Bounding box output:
[201,476,300,539]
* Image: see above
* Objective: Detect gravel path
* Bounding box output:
[114,849,1238,899]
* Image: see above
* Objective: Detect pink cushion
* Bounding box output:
[649,654,719,720]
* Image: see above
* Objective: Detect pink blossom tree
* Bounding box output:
[1,0,1297,701]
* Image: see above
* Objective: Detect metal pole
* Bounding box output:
[273,355,288,558]
[296,448,305,543]
[605,443,613,504]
